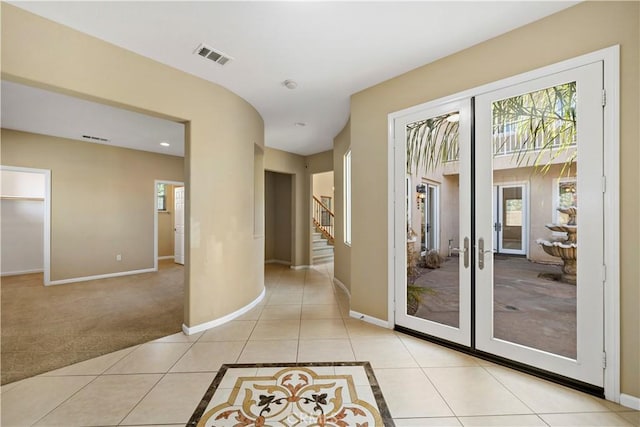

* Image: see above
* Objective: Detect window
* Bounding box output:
[157,183,166,211]
[555,178,577,224]
[344,149,352,245]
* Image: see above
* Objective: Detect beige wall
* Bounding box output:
[265,171,293,263]
[1,129,184,280]
[1,4,265,327]
[313,172,334,204]
[333,121,351,291]
[158,184,176,258]
[348,1,638,397]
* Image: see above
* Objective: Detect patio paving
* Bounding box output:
[411,255,576,358]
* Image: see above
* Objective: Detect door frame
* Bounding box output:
[153,179,184,270]
[493,183,528,256]
[387,45,620,401]
[0,165,51,284]
[422,181,440,254]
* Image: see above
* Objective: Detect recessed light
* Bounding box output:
[294,122,306,127]
[283,79,298,90]
[160,142,170,147]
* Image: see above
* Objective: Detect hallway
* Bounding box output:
[1,263,636,426]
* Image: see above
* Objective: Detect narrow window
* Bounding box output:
[157,183,166,211]
[344,149,352,246]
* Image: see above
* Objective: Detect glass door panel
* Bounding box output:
[475,62,604,386]
[394,99,471,346]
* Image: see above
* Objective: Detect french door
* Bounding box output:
[395,62,604,387]
[394,99,472,346]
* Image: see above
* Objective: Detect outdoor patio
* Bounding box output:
[412,255,577,359]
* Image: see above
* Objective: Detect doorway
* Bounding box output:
[0,166,50,282]
[493,184,527,255]
[265,171,294,265]
[154,180,185,269]
[418,182,440,255]
[394,61,606,391]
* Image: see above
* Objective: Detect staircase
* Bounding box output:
[312,231,334,264]
[312,196,335,264]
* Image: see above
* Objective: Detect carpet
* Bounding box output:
[188,362,395,427]
[1,260,184,384]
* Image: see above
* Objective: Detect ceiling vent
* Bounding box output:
[194,43,233,66]
[82,134,109,142]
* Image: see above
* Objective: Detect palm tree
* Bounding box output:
[407,82,577,176]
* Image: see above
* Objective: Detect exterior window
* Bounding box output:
[555,178,577,224]
[157,183,166,211]
[344,150,352,246]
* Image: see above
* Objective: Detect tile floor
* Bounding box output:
[1,262,637,426]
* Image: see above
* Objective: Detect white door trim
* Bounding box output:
[387,45,620,402]
[153,179,184,271]
[1,165,51,285]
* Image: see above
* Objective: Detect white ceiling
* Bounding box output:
[1,81,185,157]
[5,1,578,156]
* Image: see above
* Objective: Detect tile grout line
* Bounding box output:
[28,342,149,425]
[412,362,459,420]
[28,373,102,426]
[115,339,199,426]
[480,364,546,422]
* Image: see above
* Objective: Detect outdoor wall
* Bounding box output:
[2,4,265,328]
[0,169,45,275]
[1,129,184,280]
[333,121,351,291]
[264,148,308,267]
[349,1,638,398]
[493,164,576,263]
[158,184,176,258]
[265,171,293,264]
[409,169,460,259]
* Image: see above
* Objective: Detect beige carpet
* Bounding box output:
[1,260,184,385]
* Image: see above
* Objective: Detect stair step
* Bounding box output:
[313,247,334,257]
[313,254,334,264]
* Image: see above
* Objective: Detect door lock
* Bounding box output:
[478,237,493,270]
[451,237,470,268]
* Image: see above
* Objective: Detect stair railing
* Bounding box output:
[312,196,334,244]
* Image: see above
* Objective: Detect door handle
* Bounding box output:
[478,237,493,270]
[451,237,470,268]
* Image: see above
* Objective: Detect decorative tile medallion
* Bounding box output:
[188,362,394,426]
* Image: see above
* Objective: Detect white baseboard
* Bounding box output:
[333,277,351,299]
[290,265,310,270]
[46,268,155,286]
[349,310,392,329]
[182,288,266,335]
[620,393,640,410]
[157,256,175,260]
[265,259,291,266]
[1,268,44,276]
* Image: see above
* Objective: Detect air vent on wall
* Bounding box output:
[194,43,233,66]
[82,134,109,142]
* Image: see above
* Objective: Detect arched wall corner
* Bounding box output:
[1,3,266,330]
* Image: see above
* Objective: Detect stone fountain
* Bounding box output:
[536,206,577,285]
